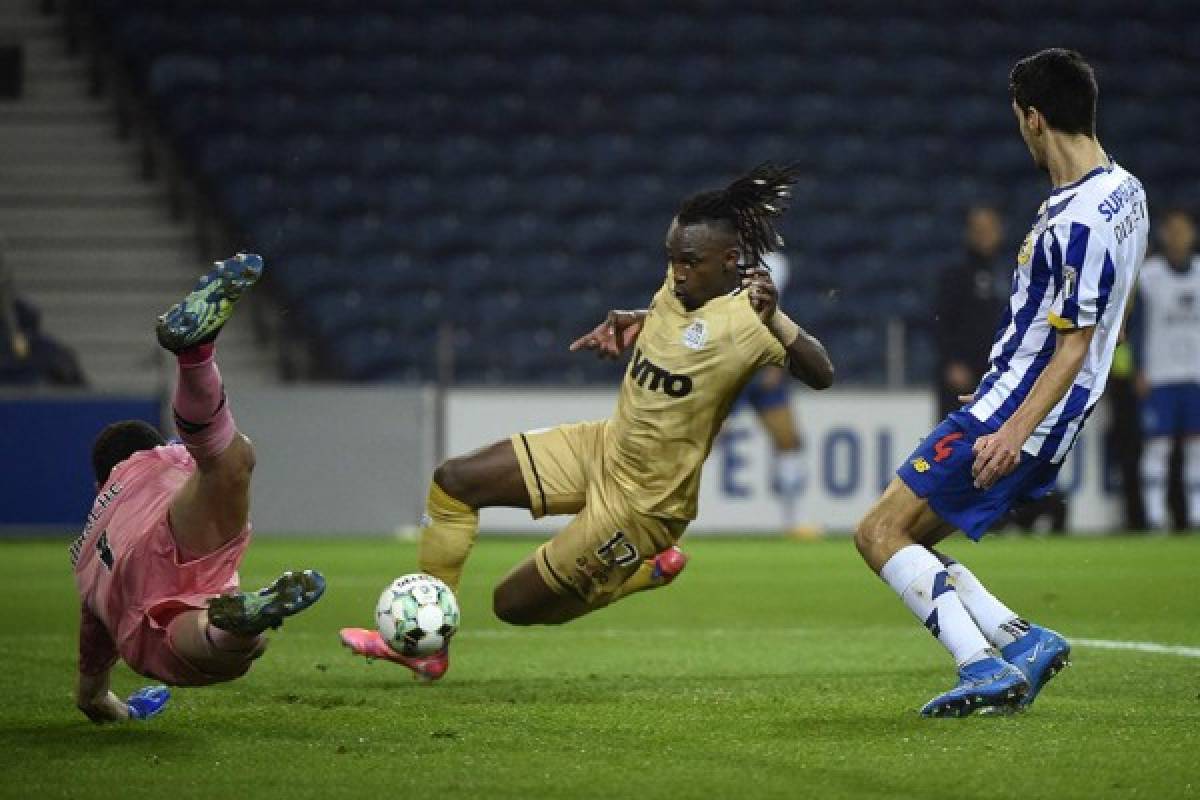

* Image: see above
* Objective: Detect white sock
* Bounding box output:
[1186,439,1200,529]
[880,545,993,667]
[939,558,1029,648]
[774,448,806,527]
[1141,437,1169,529]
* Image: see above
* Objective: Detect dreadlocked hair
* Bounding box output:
[676,162,801,269]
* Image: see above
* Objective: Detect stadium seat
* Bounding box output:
[91,1,1195,384]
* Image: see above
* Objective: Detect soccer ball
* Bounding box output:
[375,573,460,656]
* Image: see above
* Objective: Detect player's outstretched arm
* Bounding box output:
[75,605,122,722]
[744,267,834,389]
[779,325,835,389]
[75,606,168,723]
[569,309,646,360]
[971,326,1095,489]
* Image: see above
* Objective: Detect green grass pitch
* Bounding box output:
[2,535,1197,799]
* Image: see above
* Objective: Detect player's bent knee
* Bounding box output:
[237,434,256,475]
[854,510,894,563]
[188,636,267,684]
[853,517,874,552]
[224,433,256,482]
[493,553,586,625]
[165,612,267,684]
[204,434,255,491]
[492,582,536,626]
[492,581,579,626]
[433,457,477,506]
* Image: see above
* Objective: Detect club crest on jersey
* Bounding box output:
[682,319,708,350]
[1018,231,1035,265]
[1018,211,1049,266]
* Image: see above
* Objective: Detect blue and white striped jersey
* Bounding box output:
[966,161,1148,464]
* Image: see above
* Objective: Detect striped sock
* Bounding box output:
[935,554,1028,648]
[881,545,993,667]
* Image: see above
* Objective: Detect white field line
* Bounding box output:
[10,630,1199,658]
[447,630,1200,660]
[1072,637,1200,658]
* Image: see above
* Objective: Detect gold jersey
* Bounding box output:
[604,270,787,521]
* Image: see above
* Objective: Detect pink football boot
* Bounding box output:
[651,545,689,584]
[338,628,449,682]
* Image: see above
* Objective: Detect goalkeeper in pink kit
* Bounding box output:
[71,254,325,723]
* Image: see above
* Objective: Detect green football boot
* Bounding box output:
[156,253,263,353]
[208,569,326,636]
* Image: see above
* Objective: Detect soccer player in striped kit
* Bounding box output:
[854,49,1149,716]
[1135,209,1200,530]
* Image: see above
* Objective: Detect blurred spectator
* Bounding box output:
[0,262,34,383]
[1134,208,1199,531]
[741,250,819,538]
[1006,490,1068,533]
[1103,339,1146,530]
[0,251,87,386]
[933,206,1010,420]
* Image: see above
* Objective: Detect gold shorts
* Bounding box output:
[511,421,685,607]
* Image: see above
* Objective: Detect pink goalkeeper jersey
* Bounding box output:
[71,444,248,672]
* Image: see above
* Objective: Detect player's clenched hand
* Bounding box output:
[970,426,1022,490]
[75,689,127,724]
[569,310,643,360]
[742,266,778,322]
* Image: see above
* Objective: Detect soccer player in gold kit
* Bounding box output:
[340,164,834,679]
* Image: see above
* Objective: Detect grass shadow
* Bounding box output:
[0,721,193,757]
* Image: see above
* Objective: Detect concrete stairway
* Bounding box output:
[0,3,279,392]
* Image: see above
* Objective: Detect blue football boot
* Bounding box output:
[208,569,326,636]
[156,253,263,353]
[126,685,170,721]
[919,656,1029,718]
[1001,625,1071,709]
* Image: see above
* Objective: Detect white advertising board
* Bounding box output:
[236,387,434,535]
[447,388,1121,534]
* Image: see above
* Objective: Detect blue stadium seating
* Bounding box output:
[89,0,1200,383]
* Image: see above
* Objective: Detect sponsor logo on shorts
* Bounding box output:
[933,432,964,463]
[911,457,931,473]
[573,556,608,596]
